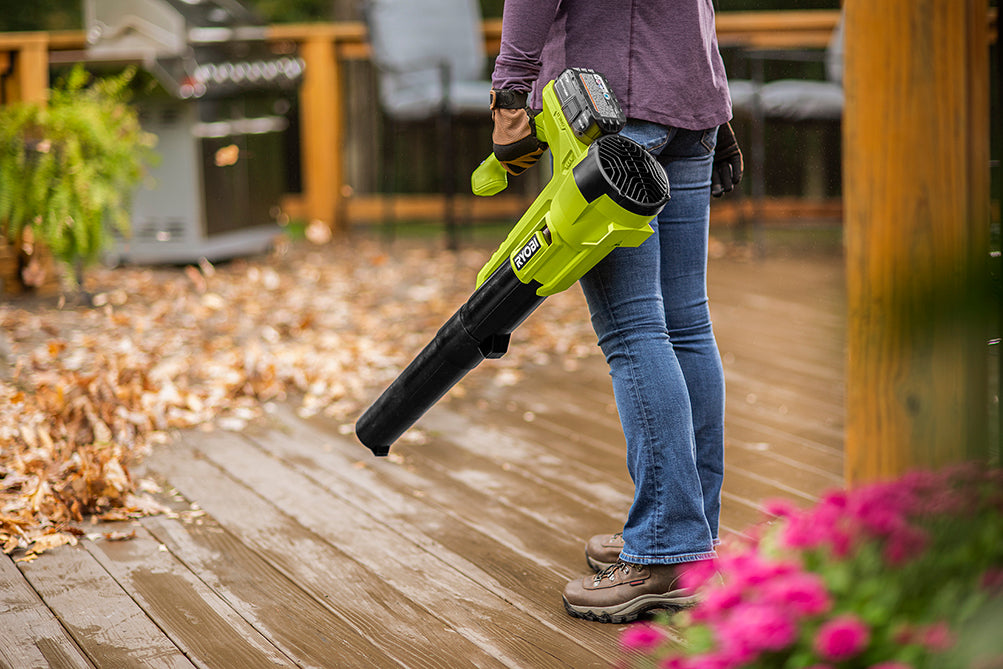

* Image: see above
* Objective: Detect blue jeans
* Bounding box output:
[579,121,725,565]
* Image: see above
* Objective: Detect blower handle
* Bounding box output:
[471,153,509,196]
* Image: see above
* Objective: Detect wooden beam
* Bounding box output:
[282,192,535,224]
[843,0,992,484]
[716,10,840,49]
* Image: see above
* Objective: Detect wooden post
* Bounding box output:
[843,0,992,484]
[298,33,343,232]
[0,33,49,104]
[17,36,49,103]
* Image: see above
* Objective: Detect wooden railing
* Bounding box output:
[7,9,994,233]
[0,11,873,231]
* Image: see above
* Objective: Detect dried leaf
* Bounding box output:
[102,529,137,542]
[16,531,77,561]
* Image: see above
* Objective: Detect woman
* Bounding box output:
[489,0,743,623]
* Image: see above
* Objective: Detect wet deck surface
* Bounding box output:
[1,247,846,669]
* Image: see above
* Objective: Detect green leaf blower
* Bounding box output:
[356,68,670,456]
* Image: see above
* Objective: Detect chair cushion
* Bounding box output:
[758,80,843,121]
[381,77,491,121]
[728,79,759,115]
[728,79,843,122]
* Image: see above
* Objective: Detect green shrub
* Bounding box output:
[0,65,157,284]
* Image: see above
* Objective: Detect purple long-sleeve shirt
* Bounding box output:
[492,0,732,130]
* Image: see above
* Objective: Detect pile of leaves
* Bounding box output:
[1,233,600,559]
[0,66,157,284]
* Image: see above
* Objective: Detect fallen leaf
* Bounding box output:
[16,531,77,561]
[102,529,137,542]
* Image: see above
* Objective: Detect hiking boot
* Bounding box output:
[585,532,624,572]
[562,560,699,624]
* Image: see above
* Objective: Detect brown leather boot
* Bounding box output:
[585,532,625,572]
[562,560,698,623]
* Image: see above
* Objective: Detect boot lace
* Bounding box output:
[594,560,637,585]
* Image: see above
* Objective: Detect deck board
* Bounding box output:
[1,249,846,668]
[139,513,393,669]
[83,528,298,668]
[183,428,606,668]
[147,439,512,668]
[0,554,94,669]
[16,542,195,668]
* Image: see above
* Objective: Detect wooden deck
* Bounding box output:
[1,244,846,669]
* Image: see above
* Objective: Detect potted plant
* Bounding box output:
[0,65,156,292]
[619,463,1003,669]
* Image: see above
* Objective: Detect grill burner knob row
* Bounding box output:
[194,57,304,87]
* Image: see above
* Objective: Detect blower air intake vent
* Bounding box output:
[574,134,671,217]
[597,135,670,207]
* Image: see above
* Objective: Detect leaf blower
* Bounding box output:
[355,68,670,456]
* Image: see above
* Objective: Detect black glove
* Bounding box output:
[490,88,547,176]
[711,122,743,198]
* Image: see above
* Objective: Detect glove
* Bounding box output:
[711,122,743,198]
[490,88,547,176]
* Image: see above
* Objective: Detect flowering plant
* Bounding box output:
[619,464,1003,669]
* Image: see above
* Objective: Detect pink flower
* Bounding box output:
[781,500,854,554]
[760,571,832,617]
[680,559,719,591]
[762,497,799,519]
[854,505,908,537]
[882,525,928,565]
[891,620,953,651]
[896,469,941,492]
[691,583,743,623]
[686,652,743,669]
[720,552,798,589]
[892,624,915,645]
[918,621,955,652]
[718,603,798,654]
[982,568,1003,593]
[814,615,870,661]
[779,515,824,550]
[620,623,667,653]
[658,657,689,669]
[827,526,855,558]
[822,489,849,510]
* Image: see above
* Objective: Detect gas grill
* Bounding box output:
[83,0,305,264]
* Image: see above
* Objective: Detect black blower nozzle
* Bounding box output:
[355,261,544,456]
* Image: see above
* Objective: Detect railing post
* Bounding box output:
[298,32,343,232]
[1,33,49,104]
[843,0,992,484]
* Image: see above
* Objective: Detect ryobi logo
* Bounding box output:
[513,235,542,270]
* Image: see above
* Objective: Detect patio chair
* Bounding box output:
[729,17,843,122]
[728,15,844,241]
[360,0,492,248]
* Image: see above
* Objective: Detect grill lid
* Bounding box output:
[84,0,303,99]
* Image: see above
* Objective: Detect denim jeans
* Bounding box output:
[579,121,725,565]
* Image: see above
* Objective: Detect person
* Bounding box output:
[488,0,743,623]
